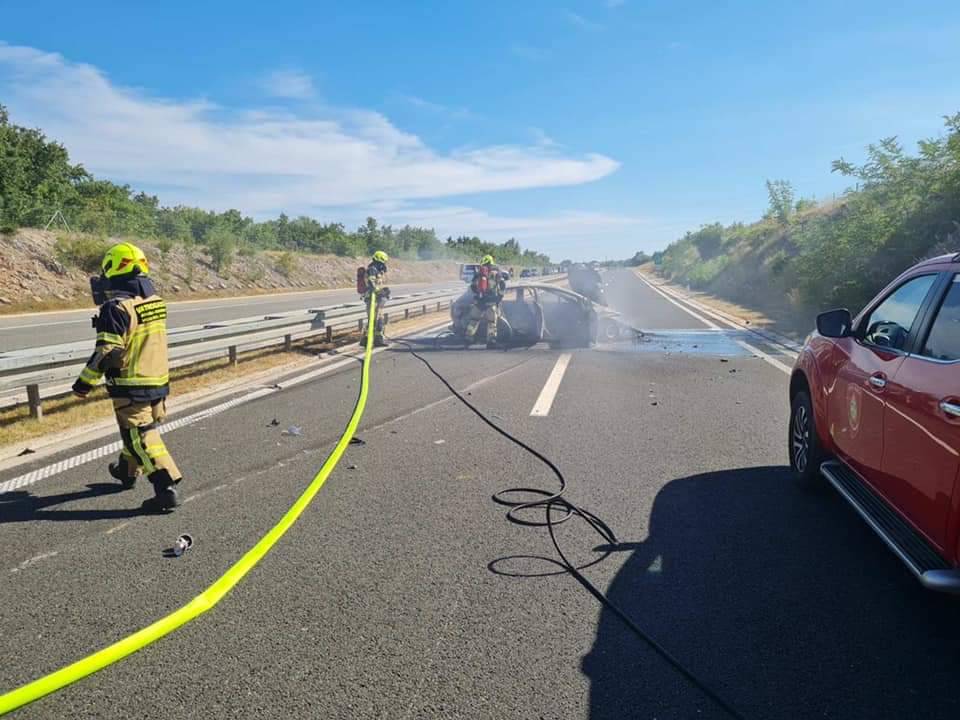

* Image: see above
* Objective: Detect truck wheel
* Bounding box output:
[789,390,824,488]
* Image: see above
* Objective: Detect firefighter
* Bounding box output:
[360,250,391,347]
[465,254,507,348]
[72,242,183,512]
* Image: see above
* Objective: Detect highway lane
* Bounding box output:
[1,270,958,719]
[0,280,461,351]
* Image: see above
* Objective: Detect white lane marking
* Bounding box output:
[639,278,720,329]
[9,550,58,573]
[733,340,794,375]
[636,274,792,376]
[650,278,800,358]
[530,353,572,417]
[105,521,132,535]
[0,321,451,494]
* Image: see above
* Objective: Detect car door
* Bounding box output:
[828,273,939,484]
[881,273,960,550]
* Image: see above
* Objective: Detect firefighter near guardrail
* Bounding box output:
[357,250,392,348]
[70,242,184,512]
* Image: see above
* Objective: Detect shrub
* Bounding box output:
[54,234,110,273]
[276,251,297,278]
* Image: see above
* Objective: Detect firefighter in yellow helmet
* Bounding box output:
[465,254,507,348]
[359,250,391,347]
[72,242,183,511]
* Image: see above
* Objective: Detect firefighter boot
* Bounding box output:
[143,470,181,512]
[108,461,138,489]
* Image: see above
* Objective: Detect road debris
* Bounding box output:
[434,439,446,445]
[17,447,35,456]
[349,437,366,446]
[267,418,280,427]
[282,425,303,436]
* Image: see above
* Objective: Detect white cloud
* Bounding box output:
[259,68,315,99]
[562,10,603,30]
[0,43,618,215]
[398,93,473,118]
[361,203,658,259]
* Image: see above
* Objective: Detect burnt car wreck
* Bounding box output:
[448,283,632,348]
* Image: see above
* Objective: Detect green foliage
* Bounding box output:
[54,234,110,274]
[765,179,795,224]
[205,225,236,273]
[157,235,174,257]
[276,251,297,278]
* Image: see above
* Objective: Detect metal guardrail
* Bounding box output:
[0,287,464,419]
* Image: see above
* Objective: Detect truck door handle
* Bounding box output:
[941,400,960,418]
[869,374,887,389]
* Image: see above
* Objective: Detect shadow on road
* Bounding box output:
[0,483,151,523]
[583,466,960,720]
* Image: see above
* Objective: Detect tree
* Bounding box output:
[205,224,236,272]
[765,179,795,224]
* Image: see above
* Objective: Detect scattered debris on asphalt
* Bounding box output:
[349,437,366,446]
[720,358,729,363]
[282,425,303,436]
[163,534,194,558]
[268,418,280,427]
[434,439,446,445]
[17,447,35,456]
[347,464,358,470]
[729,369,738,373]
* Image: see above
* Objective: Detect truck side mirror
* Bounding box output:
[816,308,852,338]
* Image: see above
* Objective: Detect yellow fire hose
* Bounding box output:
[0,295,379,716]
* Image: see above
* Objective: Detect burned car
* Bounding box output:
[449,283,629,347]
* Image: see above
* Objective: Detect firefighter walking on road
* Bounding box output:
[359,250,391,347]
[72,243,184,512]
[465,254,507,348]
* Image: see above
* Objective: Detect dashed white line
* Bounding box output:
[9,550,58,573]
[530,353,572,417]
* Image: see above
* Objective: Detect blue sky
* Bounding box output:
[2,0,959,260]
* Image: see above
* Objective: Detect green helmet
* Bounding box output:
[480,254,494,266]
[372,250,389,264]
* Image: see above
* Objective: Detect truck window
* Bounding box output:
[862,274,936,350]
[921,275,960,362]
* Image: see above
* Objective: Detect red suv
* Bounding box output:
[790,253,960,592]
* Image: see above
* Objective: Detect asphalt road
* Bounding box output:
[0,281,460,351]
[1,269,957,719]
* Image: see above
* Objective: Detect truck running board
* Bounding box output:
[820,460,960,594]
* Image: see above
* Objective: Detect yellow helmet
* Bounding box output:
[101,242,149,279]
[372,250,389,264]
[481,254,494,266]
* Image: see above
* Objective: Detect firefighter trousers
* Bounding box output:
[465,302,499,341]
[364,293,386,341]
[113,398,182,485]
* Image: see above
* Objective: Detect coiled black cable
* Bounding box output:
[393,337,747,720]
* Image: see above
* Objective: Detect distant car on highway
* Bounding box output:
[459,264,479,283]
[789,252,960,592]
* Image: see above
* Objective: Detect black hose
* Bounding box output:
[392,338,747,720]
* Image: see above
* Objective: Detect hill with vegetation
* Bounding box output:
[652,113,960,323]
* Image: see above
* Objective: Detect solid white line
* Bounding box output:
[530,353,572,417]
[636,274,792,376]
[639,277,720,329]
[0,322,455,494]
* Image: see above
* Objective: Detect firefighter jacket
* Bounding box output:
[73,276,170,402]
[471,267,506,306]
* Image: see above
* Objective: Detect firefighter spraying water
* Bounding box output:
[464,255,507,349]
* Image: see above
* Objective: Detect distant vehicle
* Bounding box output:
[449,284,628,347]
[568,264,607,305]
[790,252,960,593]
[459,264,479,282]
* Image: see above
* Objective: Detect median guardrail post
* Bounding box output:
[27,384,42,420]
[284,334,293,352]
[228,346,238,367]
